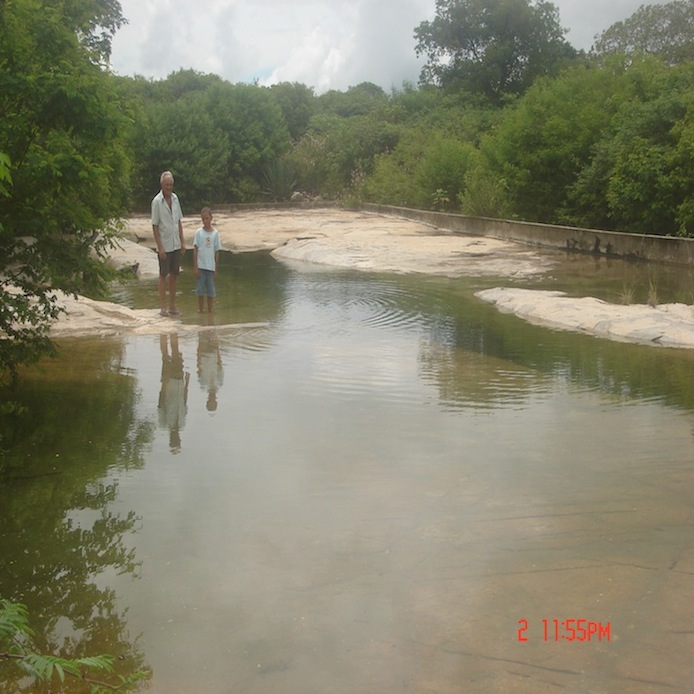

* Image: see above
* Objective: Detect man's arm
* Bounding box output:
[153,224,166,257]
[152,197,166,257]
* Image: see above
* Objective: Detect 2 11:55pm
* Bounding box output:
[517,619,611,642]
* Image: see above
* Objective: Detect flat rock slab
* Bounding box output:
[476,287,694,348]
[123,208,553,278]
[48,291,268,339]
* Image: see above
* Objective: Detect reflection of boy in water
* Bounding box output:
[158,333,190,452]
[197,331,223,412]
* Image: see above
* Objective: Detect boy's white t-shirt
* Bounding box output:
[194,227,221,271]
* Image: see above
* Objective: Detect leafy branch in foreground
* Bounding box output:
[0,599,149,693]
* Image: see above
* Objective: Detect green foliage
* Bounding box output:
[592,0,694,65]
[262,158,298,201]
[0,0,132,385]
[358,123,479,212]
[458,150,511,218]
[467,63,619,222]
[0,599,148,692]
[462,55,694,233]
[0,599,32,642]
[360,129,430,207]
[132,94,230,206]
[289,111,399,198]
[671,101,694,236]
[128,73,290,209]
[0,153,11,192]
[316,82,389,117]
[414,0,577,103]
[417,136,476,210]
[565,59,694,235]
[270,82,317,141]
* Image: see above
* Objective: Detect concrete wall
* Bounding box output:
[362,203,694,268]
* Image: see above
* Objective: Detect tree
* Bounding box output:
[128,77,290,209]
[316,82,389,118]
[269,82,316,141]
[0,0,132,384]
[567,60,694,236]
[361,128,476,211]
[592,0,694,65]
[289,112,399,198]
[414,0,576,103]
[471,63,624,223]
[131,93,231,208]
[462,55,694,234]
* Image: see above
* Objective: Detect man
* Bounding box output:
[152,171,186,316]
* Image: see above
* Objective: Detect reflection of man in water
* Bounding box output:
[158,333,190,452]
[197,330,223,413]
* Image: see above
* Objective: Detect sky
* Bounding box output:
[109,0,672,94]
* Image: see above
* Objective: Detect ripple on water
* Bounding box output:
[347,285,428,332]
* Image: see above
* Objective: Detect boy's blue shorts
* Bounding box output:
[196,269,216,297]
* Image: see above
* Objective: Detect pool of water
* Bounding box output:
[1,251,694,693]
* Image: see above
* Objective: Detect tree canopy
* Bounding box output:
[414,0,576,103]
[124,71,291,209]
[0,0,131,383]
[592,0,694,65]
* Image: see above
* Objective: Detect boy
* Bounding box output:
[193,207,222,313]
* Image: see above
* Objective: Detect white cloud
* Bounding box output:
[263,24,350,92]
[109,0,675,93]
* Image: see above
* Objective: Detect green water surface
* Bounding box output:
[1,250,694,693]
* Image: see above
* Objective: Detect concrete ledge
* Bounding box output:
[362,204,694,268]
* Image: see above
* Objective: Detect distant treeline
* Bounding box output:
[116,0,693,238]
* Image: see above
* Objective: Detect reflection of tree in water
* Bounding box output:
[0,338,152,691]
[418,292,694,411]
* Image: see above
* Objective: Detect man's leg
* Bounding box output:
[159,274,168,314]
[168,273,178,313]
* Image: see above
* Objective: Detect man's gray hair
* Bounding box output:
[160,170,174,185]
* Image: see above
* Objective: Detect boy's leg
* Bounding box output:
[208,273,216,312]
[196,271,206,312]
